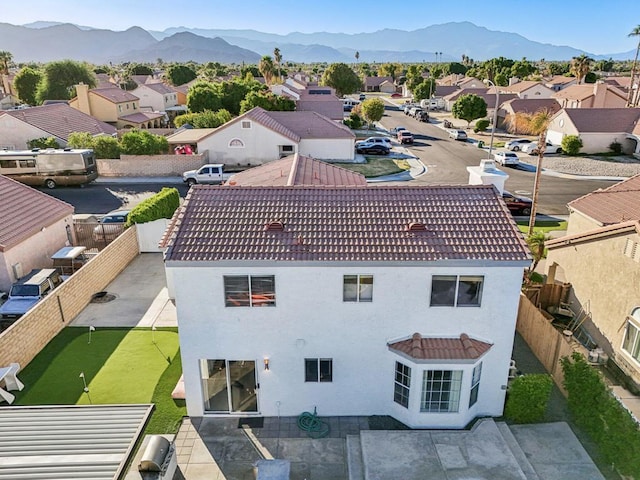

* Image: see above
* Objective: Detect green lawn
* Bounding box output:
[517,219,568,235]
[336,158,409,177]
[15,327,186,434]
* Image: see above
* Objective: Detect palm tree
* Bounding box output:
[355,51,360,63]
[273,48,282,83]
[570,54,592,84]
[0,51,12,75]
[258,56,276,85]
[505,108,555,236]
[526,231,550,274]
[627,25,640,107]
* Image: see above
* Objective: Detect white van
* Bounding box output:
[343,99,360,111]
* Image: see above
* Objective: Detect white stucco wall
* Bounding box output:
[0,115,64,150]
[298,138,355,161]
[517,85,554,99]
[169,261,524,428]
[0,215,72,292]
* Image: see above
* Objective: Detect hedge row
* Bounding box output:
[561,352,640,477]
[126,187,180,226]
[504,373,553,423]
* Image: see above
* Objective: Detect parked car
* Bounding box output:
[93,210,130,242]
[403,103,417,114]
[390,126,406,135]
[355,137,392,148]
[182,164,225,185]
[449,129,467,141]
[502,191,532,216]
[522,142,562,155]
[0,269,62,320]
[417,111,430,122]
[409,107,423,118]
[355,143,390,155]
[397,130,414,144]
[505,138,533,151]
[359,93,366,101]
[493,151,520,166]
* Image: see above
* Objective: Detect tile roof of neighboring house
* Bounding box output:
[162,185,531,263]
[225,154,367,186]
[546,220,640,250]
[167,128,217,144]
[94,73,115,89]
[0,103,116,140]
[365,76,394,87]
[91,87,139,103]
[501,98,561,115]
[567,174,640,225]
[561,108,640,133]
[604,76,631,88]
[143,82,176,95]
[0,175,74,251]
[552,85,596,101]
[433,85,459,97]
[119,111,165,123]
[501,80,550,94]
[296,96,343,120]
[444,89,518,106]
[388,333,492,360]
[235,107,355,142]
[545,75,576,87]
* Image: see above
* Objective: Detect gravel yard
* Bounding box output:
[518,154,640,177]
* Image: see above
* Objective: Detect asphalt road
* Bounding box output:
[379,105,615,215]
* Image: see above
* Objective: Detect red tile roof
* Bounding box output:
[365,76,394,87]
[225,154,367,187]
[0,103,116,140]
[561,108,640,133]
[163,185,531,263]
[501,98,560,116]
[119,112,164,123]
[250,108,354,140]
[568,174,640,225]
[546,220,640,250]
[90,87,139,103]
[0,175,73,251]
[388,333,492,360]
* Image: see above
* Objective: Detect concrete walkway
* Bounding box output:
[70,253,177,328]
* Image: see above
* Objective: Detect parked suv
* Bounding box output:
[0,269,61,320]
[449,129,468,141]
[397,130,414,144]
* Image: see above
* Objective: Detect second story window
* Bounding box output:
[224,275,275,307]
[343,275,373,302]
[430,275,483,307]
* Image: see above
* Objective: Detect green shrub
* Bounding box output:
[120,130,169,155]
[126,187,180,226]
[67,131,95,149]
[27,137,60,149]
[344,112,363,129]
[609,140,623,154]
[504,374,553,423]
[474,119,490,133]
[92,136,121,159]
[561,352,640,478]
[561,135,582,155]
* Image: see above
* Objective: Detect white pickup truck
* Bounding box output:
[182,164,230,185]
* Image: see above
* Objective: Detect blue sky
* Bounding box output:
[4,0,639,55]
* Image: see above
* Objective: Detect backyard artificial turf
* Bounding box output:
[14,327,186,433]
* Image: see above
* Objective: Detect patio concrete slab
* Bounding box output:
[70,253,177,328]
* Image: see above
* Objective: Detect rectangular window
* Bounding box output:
[241,121,251,129]
[469,362,482,407]
[343,275,373,302]
[305,358,333,382]
[622,322,640,362]
[394,362,411,408]
[224,275,275,307]
[421,370,463,413]
[430,275,483,307]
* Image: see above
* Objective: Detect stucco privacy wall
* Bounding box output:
[0,227,139,368]
[97,153,207,177]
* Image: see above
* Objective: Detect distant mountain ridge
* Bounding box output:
[1,20,635,64]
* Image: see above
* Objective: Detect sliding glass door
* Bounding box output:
[201,359,258,413]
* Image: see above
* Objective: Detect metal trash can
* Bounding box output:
[477,141,485,148]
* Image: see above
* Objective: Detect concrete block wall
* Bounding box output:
[97,153,207,177]
[0,227,140,368]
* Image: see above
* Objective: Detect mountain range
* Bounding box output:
[1,21,635,65]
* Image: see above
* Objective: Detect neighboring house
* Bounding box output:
[0,103,116,150]
[171,107,356,166]
[544,75,578,92]
[497,98,561,131]
[497,81,554,99]
[552,81,627,109]
[225,154,367,186]
[438,75,484,88]
[364,76,395,93]
[295,88,343,121]
[166,127,216,155]
[443,88,517,113]
[546,108,640,154]
[545,175,640,391]
[162,184,531,428]
[69,84,164,129]
[0,93,18,111]
[129,82,179,113]
[0,175,74,292]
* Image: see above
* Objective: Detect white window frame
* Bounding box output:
[622,308,640,363]
[394,361,411,408]
[420,370,463,413]
[305,358,333,382]
[469,362,482,407]
[343,275,373,302]
[229,138,245,148]
[430,275,484,307]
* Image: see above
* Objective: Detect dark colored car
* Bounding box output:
[356,143,390,155]
[502,191,532,216]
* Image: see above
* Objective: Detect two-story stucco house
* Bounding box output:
[162,184,531,428]
[545,175,640,391]
[172,107,356,167]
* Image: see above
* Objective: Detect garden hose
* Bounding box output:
[297,407,330,438]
